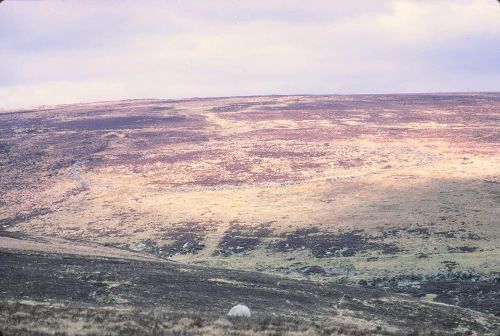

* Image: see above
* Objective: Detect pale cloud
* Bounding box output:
[0,80,126,108]
[0,0,499,109]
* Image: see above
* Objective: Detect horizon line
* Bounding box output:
[2,90,499,113]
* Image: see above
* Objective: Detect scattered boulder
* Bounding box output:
[300,265,326,276]
[227,304,251,317]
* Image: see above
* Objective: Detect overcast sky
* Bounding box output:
[0,0,499,109]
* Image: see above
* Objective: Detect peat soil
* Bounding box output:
[131,221,218,257]
[214,222,273,257]
[271,228,401,258]
[0,248,499,335]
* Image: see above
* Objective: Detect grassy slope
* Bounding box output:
[0,238,498,335]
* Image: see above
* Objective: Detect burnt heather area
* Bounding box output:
[0,249,498,335]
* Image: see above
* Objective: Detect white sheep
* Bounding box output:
[227,304,251,317]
